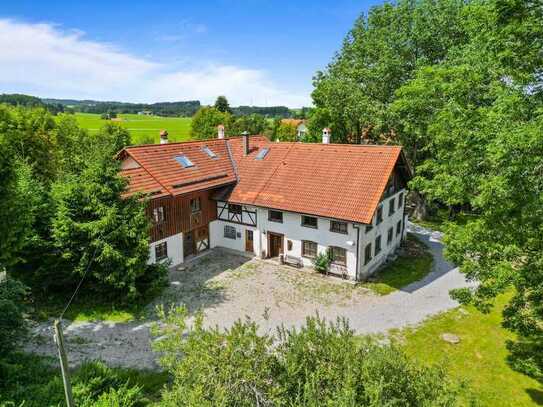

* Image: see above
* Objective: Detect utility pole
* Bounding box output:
[53,319,75,407]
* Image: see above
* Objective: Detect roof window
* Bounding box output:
[202,146,217,158]
[255,148,269,160]
[175,154,194,168]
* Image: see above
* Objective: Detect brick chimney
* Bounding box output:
[159,129,169,144]
[322,128,331,144]
[242,131,249,155]
[217,124,225,139]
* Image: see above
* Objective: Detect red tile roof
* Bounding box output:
[119,139,237,196]
[119,136,410,224]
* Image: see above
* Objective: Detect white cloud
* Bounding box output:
[0,19,310,107]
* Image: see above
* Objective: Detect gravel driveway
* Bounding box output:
[26,223,471,369]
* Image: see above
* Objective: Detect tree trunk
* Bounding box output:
[412,191,428,220]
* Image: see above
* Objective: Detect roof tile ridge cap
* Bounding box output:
[126,138,221,149]
[225,139,239,183]
[251,142,296,206]
[125,150,172,197]
[366,147,402,223]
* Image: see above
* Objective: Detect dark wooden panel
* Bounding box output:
[147,189,218,243]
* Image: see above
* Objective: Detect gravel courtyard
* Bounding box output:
[26,224,471,369]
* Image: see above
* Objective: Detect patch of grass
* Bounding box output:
[31,292,155,323]
[396,293,543,406]
[69,113,192,144]
[361,234,433,295]
[411,208,476,232]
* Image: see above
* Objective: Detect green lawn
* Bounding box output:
[396,294,543,406]
[31,291,156,323]
[71,113,192,144]
[361,234,433,295]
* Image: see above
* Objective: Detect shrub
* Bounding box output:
[0,277,28,355]
[153,307,462,406]
[313,249,331,274]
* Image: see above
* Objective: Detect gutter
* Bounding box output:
[352,223,361,281]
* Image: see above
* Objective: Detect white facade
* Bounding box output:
[147,232,184,267]
[358,190,407,279]
[209,188,407,281]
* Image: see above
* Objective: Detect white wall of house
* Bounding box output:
[358,189,407,279]
[210,203,360,279]
[147,232,184,267]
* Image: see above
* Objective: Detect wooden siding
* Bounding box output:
[147,189,217,243]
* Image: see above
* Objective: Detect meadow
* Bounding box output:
[73,113,192,144]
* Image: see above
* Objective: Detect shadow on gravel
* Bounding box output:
[149,248,253,317]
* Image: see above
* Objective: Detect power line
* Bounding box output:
[59,245,99,319]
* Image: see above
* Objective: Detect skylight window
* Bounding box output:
[175,155,194,168]
[255,148,269,160]
[202,146,217,158]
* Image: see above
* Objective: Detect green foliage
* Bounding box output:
[190,107,232,140]
[0,354,165,407]
[153,307,461,406]
[214,95,232,114]
[229,113,267,135]
[313,250,331,274]
[0,278,28,355]
[49,154,163,298]
[275,122,297,142]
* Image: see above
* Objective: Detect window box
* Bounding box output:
[330,221,348,234]
[268,210,283,223]
[301,215,318,228]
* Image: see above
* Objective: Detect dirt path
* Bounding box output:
[26,223,471,369]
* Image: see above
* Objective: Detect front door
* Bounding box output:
[183,231,194,257]
[268,232,283,258]
[245,230,254,253]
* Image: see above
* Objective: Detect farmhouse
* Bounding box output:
[118,127,412,280]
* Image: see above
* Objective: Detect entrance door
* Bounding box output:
[195,226,210,253]
[245,230,254,253]
[183,231,194,257]
[268,232,283,258]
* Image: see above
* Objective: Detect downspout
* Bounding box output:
[352,224,361,281]
[401,190,407,242]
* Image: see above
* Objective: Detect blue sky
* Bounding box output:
[0,0,383,107]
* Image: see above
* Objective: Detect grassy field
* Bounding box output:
[361,234,433,295]
[72,113,192,144]
[396,293,543,406]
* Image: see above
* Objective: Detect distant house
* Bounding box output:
[281,119,307,141]
[117,128,412,281]
[138,110,152,116]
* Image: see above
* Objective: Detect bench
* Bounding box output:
[280,254,303,268]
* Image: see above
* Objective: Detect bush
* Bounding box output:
[153,307,462,406]
[0,277,28,355]
[0,355,161,407]
[313,250,331,274]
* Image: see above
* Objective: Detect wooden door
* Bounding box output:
[195,226,209,253]
[183,231,194,257]
[268,232,283,258]
[245,230,254,253]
